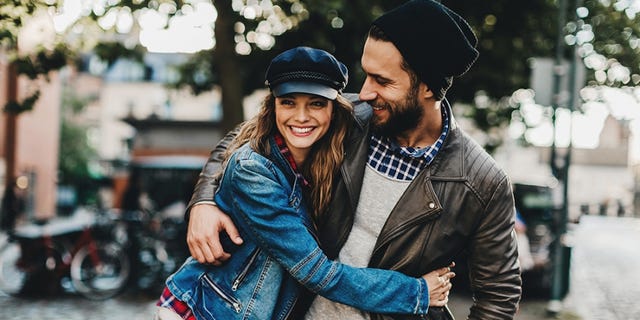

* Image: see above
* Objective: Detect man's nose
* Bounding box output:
[359,78,377,101]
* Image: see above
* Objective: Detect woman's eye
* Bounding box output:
[310,100,328,108]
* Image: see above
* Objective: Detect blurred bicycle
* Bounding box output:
[112,207,188,296]
[0,208,130,300]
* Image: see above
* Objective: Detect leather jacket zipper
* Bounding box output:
[202,274,242,313]
[232,248,261,291]
[372,176,441,257]
[372,212,440,258]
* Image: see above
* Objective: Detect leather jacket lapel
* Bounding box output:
[370,169,442,262]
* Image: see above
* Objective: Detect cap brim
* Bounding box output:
[272,81,338,100]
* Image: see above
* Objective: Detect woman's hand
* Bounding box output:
[422,262,455,307]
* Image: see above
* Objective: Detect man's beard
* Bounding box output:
[371,87,423,138]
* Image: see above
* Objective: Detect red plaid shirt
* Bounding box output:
[156,133,307,319]
[274,131,310,187]
[157,286,195,320]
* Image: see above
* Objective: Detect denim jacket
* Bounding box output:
[167,136,431,320]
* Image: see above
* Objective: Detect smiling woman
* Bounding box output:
[274,94,333,166]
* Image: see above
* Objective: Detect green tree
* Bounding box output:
[164,0,564,137]
[5,0,640,141]
[58,88,98,206]
[1,0,73,114]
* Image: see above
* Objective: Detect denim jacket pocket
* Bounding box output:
[201,274,243,313]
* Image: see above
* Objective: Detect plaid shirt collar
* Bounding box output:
[274,132,310,187]
[367,106,450,181]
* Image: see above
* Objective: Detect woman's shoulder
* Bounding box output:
[227,143,274,171]
[222,143,289,192]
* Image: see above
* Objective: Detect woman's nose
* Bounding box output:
[294,106,310,121]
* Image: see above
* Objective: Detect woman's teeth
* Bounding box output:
[291,126,313,133]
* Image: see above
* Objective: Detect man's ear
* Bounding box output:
[421,83,434,99]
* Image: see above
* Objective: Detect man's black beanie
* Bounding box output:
[372,0,479,100]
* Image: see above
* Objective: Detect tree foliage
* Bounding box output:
[4,0,640,140]
[581,0,640,86]
[163,0,563,135]
[1,0,77,114]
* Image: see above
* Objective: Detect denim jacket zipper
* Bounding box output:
[232,248,261,291]
[202,274,242,313]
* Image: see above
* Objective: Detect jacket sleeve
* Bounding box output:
[222,157,431,316]
[468,175,522,319]
[184,125,241,222]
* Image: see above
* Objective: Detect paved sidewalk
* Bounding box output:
[448,215,640,320]
[561,215,640,319]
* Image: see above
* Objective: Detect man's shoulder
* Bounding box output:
[343,92,360,103]
[343,92,372,127]
[454,129,509,184]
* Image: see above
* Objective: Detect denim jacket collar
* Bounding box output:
[267,134,305,191]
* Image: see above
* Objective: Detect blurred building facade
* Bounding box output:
[1,52,225,220]
[494,113,634,220]
[1,48,275,221]
[0,58,61,221]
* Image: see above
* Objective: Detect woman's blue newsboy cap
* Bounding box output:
[265,47,348,100]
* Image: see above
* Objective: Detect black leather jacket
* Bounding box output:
[188,97,522,320]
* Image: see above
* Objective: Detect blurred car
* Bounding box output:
[512,182,558,297]
[451,182,559,298]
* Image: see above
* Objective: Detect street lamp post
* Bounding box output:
[548,0,580,314]
[547,0,567,314]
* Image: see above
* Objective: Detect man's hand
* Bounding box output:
[422,262,455,307]
[187,203,243,265]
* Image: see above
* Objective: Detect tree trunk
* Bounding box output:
[213,0,244,132]
[1,61,19,229]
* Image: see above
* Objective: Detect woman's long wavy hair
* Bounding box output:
[221,93,354,219]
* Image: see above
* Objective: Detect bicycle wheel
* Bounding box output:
[0,241,27,296]
[70,241,130,300]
